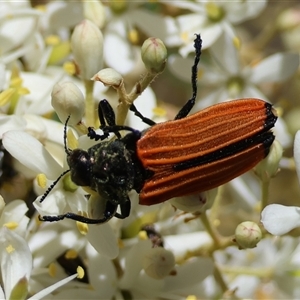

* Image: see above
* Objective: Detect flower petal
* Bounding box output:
[261,204,300,235]
[2,130,62,179]
[0,115,26,139]
[210,31,240,75]
[86,223,119,259]
[0,227,32,300]
[294,130,300,183]
[164,257,214,291]
[249,53,299,84]
[86,244,117,298]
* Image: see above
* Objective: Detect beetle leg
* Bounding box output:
[129,103,156,126]
[99,100,122,139]
[114,197,131,219]
[39,199,119,224]
[88,125,141,141]
[175,34,202,120]
[87,127,109,141]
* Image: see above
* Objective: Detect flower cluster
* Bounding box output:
[0,1,300,299]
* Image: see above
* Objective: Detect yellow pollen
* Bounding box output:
[233,36,241,50]
[186,296,197,300]
[128,29,139,45]
[76,214,89,235]
[45,35,61,46]
[37,174,47,189]
[6,244,15,253]
[63,61,76,75]
[77,266,85,279]
[180,32,189,44]
[138,230,148,241]
[35,5,47,12]
[49,263,56,277]
[3,222,18,230]
[65,249,78,259]
[205,2,225,22]
[153,107,166,117]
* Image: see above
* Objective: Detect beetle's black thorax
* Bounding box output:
[85,132,146,201]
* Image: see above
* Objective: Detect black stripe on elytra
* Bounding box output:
[264,103,277,131]
[173,131,275,172]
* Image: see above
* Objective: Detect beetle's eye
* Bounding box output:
[68,149,92,186]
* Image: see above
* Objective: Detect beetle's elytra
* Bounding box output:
[138,98,276,205]
[39,34,277,224]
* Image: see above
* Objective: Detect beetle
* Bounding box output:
[39,34,277,224]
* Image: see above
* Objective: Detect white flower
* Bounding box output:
[215,237,300,299]
[261,130,300,236]
[164,0,267,56]
[170,32,299,106]
[102,3,170,75]
[261,204,300,235]
[170,32,298,148]
[0,227,32,299]
[0,1,41,64]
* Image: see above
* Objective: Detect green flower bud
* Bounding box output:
[234,221,262,249]
[254,140,283,182]
[141,37,167,73]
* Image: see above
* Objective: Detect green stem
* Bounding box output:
[84,80,95,127]
[200,212,221,248]
[220,265,273,278]
[261,180,270,211]
[213,262,229,294]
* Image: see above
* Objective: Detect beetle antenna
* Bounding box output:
[191,34,202,104]
[39,116,72,204]
[174,34,202,120]
[64,115,71,156]
[39,169,70,203]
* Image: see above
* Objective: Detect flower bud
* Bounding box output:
[254,140,282,182]
[277,7,300,31]
[142,247,175,279]
[234,221,262,249]
[51,81,84,125]
[92,68,123,88]
[141,37,167,73]
[71,19,103,79]
[170,188,218,213]
[83,1,106,28]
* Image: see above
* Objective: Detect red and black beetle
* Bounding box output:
[39,34,277,224]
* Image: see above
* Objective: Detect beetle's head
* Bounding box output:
[67,148,93,187]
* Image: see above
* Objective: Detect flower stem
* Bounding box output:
[261,180,270,211]
[200,212,221,248]
[116,71,161,125]
[213,262,229,294]
[84,79,95,127]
